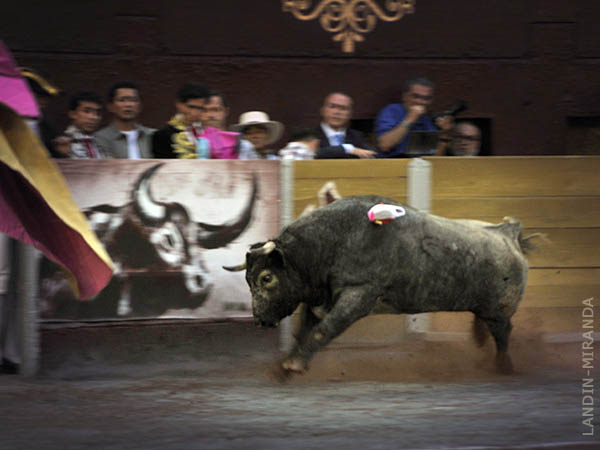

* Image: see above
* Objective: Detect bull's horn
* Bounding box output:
[197,173,259,249]
[222,262,247,272]
[249,241,276,256]
[133,163,167,224]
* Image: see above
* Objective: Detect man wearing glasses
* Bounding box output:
[447,121,481,156]
[375,77,452,157]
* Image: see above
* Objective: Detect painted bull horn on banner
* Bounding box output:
[223,195,540,379]
[135,163,259,249]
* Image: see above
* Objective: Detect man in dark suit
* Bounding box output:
[315,92,375,159]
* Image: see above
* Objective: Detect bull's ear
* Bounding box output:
[268,247,286,268]
[249,242,267,251]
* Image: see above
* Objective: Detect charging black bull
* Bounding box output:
[224,195,536,376]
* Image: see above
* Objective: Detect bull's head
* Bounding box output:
[130,163,258,298]
[224,241,300,328]
[134,163,257,247]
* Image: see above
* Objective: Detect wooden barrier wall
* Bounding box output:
[427,156,600,338]
[292,157,600,343]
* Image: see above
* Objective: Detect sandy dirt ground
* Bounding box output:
[1,321,598,450]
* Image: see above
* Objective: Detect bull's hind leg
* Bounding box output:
[480,315,514,374]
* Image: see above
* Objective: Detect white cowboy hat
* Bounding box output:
[230,111,284,146]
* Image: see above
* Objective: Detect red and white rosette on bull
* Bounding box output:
[367,203,406,225]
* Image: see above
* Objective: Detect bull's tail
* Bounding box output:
[490,216,547,256]
[472,316,489,347]
[518,232,547,255]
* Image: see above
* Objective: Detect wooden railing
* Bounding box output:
[292,156,600,343]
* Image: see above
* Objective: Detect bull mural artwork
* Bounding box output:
[40,163,258,319]
[224,195,537,377]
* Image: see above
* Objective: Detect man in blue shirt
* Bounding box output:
[375,77,452,158]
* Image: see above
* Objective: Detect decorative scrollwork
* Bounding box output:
[282,0,415,53]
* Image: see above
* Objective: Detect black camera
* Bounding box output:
[433,100,468,120]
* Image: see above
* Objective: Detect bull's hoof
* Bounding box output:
[282,358,307,374]
[268,358,307,383]
[495,353,514,375]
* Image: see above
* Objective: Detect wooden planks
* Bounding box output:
[525,228,600,268]
[294,159,409,179]
[427,156,600,197]
[293,159,409,218]
[432,197,600,228]
[523,268,599,307]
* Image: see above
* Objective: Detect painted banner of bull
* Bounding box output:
[39,160,279,320]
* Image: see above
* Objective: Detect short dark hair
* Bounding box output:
[69,91,103,111]
[177,82,210,103]
[404,77,435,93]
[107,81,139,102]
[290,127,320,142]
[208,90,227,107]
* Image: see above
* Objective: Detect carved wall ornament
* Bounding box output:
[282,0,416,53]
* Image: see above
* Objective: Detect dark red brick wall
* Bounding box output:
[4,0,600,155]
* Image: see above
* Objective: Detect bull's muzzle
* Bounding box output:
[254,317,278,328]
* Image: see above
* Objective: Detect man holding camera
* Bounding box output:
[375,77,453,157]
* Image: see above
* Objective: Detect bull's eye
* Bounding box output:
[258,270,277,289]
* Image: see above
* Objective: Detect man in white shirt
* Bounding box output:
[279,128,321,160]
[95,82,155,159]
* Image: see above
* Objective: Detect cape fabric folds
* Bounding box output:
[0,102,113,299]
[0,41,40,118]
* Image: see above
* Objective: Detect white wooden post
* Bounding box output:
[406,158,432,335]
[279,159,295,352]
[16,241,39,376]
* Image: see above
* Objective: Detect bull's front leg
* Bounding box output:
[282,287,374,375]
[294,303,322,345]
[279,303,322,375]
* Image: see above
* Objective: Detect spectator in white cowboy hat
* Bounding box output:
[230,111,284,159]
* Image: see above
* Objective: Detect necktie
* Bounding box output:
[332,132,344,146]
[82,137,98,158]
